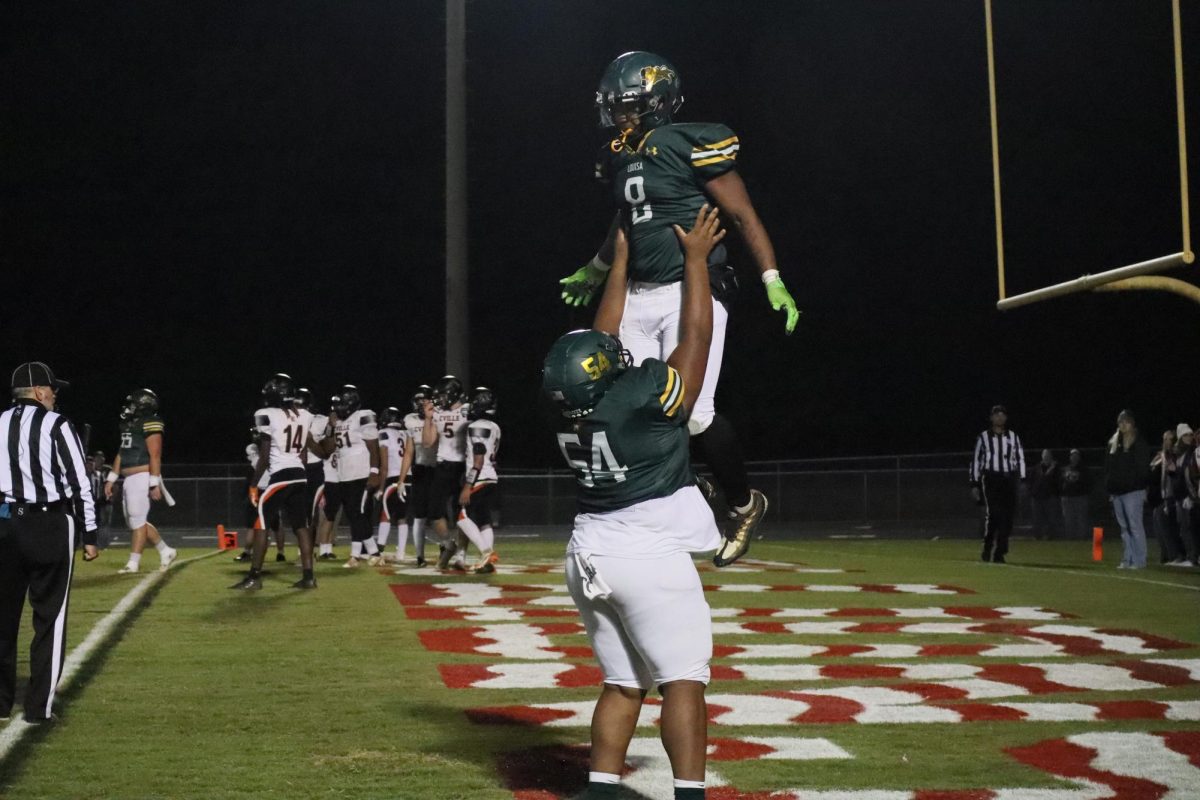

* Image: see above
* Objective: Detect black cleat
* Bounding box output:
[233,551,251,562]
[291,576,318,589]
[275,552,287,563]
[415,557,427,568]
[713,490,768,568]
[230,574,262,591]
[992,555,1006,564]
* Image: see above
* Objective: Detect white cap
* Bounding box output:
[1177,423,1194,438]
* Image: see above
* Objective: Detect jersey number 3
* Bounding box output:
[624,176,652,225]
[557,431,628,487]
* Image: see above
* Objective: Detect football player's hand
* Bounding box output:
[421,399,434,419]
[765,277,801,335]
[395,481,408,501]
[672,203,726,260]
[149,486,163,502]
[83,544,99,561]
[559,262,609,307]
[367,472,381,490]
[248,486,259,505]
[104,482,114,500]
[458,486,472,507]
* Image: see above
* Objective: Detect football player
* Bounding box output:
[297,389,338,561]
[422,375,470,570]
[104,389,177,573]
[313,393,343,560]
[320,385,383,567]
[402,385,435,566]
[232,374,321,590]
[544,205,724,800]
[457,387,501,574]
[233,432,274,563]
[375,406,410,561]
[560,51,799,566]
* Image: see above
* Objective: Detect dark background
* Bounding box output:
[2,0,1197,466]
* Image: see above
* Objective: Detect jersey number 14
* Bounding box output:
[557,431,628,487]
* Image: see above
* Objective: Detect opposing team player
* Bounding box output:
[104,389,177,573]
[313,393,342,560]
[457,387,501,574]
[544,205,724,800]
[375,406,410,561]
[320,385,383,567]
[560,52,800,566]
[232,374,320,590]
[402,385,435,566]
[293,387,333,558]
[422,376,470,570]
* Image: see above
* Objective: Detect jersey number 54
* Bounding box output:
[557,431,628,487]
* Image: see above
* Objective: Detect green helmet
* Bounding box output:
[595,51,683,132]
[542,329,631,418]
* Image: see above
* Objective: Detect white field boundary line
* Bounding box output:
[798,545,1200,593]
[0,550,222,762]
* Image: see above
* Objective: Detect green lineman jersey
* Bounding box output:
[557,358,690,513]
[595,122,739,283]
[118,414,164,469]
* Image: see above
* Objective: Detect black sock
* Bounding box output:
[695,413,751,509]
[586,782,619,799]
[303,568,313,580]
[675,788,704,800]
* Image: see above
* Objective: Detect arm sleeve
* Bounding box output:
[641,359,687,426]
[53,418,98,540]
[142,415,165,438]
[686,123,740,182]
[969,434,983,486]
[1015,435,1026,480]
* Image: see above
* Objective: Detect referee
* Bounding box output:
[969,404,1026,564]
[0,362,99,723]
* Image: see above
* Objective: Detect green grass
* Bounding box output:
[1,539,1197,799]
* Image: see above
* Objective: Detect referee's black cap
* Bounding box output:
[990,404,1007,415]
[11,361,70,390]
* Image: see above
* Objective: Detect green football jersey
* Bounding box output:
[118,414,164,468]
[595,122,739,283]
[557,358,691,513]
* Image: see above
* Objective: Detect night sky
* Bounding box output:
[2,1,1197,466]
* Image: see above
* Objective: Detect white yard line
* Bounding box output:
[0,550,221,763]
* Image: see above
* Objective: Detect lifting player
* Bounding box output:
[560,51,800,566]
[105,389,177,573]
[457,387,501,574]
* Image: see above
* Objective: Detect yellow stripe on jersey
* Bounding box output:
[143,423,164,432]
[661,368,685,417]
[692,134,739,152]
[692,152,738,168]
[664,374,686,418]
[658,367,677,405]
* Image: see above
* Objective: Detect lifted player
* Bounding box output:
[422,376,470,570]
[375,406,410,561]
[560,51,800,566]
[458,387,501,574]
[105,389,177,573]
[321,385,382,567]
[544,205,724,800]
[403,385,435,566]
[232,374,320,590]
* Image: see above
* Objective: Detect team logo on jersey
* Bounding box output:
[580,352,612,382]
[639,65,675,92]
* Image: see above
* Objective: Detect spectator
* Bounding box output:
[1104,410,1153,569]
[1058,448,1092,540]
[1151,431,1187,565]
[1177,424,1199,566]
[1030,449,1063,539]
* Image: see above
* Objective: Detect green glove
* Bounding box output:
[559,261,610,307]
[765,277,800,334]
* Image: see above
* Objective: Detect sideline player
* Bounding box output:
[403,385,435,566]
[104,389,177,573]
[314,392,343,560]
[297,389,338,561]
[375,406,410,561]
[457,387,501,573]
[234,434,273,563]
[422,376,470,570]
[543,205,724,800]
[321,385,382,567]
[232,374,320,590]
[560,51,800,566]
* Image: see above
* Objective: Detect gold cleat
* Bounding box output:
[713,489,768,568]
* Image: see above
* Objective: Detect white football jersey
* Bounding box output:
[254,407,315,477]
[404,412,438,467]
[378,425,406,479]
[467,419,501,483]
[432,404,470,463]
[334,409,379,481]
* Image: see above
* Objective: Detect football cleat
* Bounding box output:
[275,552,287,563]
[117,563,139,574]
[291,576,318,589]
[472,550,499,574]
[713,490,768,568]
[159,548,178,571]
[233,551,251,562]
[366,554,384,567]
[415,557,427,568]
[230,574,262,591]
[436,543,456,571]
[342,558,360,569]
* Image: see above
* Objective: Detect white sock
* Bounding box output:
[673,779,705,789]
[481,525,495,552]
[376,521,391,548]
[154,539,169,554]
[396,524,409,558]
[457,517,487,554]
[351,541,363,559]
[412,519,426,559]
[127,552,142,568]
[363,538,379,556]
[319,542,332,555]
[589,772,620,785]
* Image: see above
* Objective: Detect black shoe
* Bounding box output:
[230,574,262,590]
[233,551,251,562]
[291,576,317,589]
[275,552,287,563]
[981,552,992,562]
[415,557,427,568]
[23,714,56,725]
[992,555,1006,564]
[318,552,335,561]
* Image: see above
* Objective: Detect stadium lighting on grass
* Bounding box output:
[986,0,1195,311]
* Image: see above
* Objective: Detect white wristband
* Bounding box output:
[148,475,161,487]
[761,268,781,285]
[589,254,612,273]
[105,471,119,484]
[369,467,379,474]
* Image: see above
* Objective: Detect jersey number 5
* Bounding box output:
[557,431,628,487]
[624,176,653,225]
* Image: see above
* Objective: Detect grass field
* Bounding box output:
[1,537,1198,799]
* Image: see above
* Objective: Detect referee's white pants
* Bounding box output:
[619,280,727,436]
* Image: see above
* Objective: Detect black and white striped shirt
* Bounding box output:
[969,428,1026,486]
[1,399,97,534]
